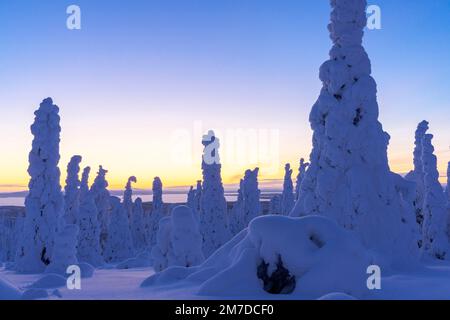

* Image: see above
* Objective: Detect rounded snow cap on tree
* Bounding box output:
[171,205,196,227]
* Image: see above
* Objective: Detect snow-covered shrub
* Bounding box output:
[290,0,419,265]
[295,158,309,201]
[187,180,202,224]
[0,210,23,262]
[64,155,82,225]
[77,191,104,267]
[151,206,204,272]
[103,197,134,263]
[45,223,79,275]
[90,166,111,255]
[15,98,64,274]
[200,131,231,257]
[421,134,450,260]
[143,215,373,299]
[405,121,429,226]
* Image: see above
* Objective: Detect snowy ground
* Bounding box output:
[2,262,450,300]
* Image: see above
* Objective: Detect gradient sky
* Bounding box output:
[0,0,449,192]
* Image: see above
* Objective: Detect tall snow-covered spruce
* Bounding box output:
[291,0,418,263]
[200,130,231,257]
[148,177,165,249]
[295,158,309,201]
[421,134,450,259]
[281,164,295,215]
[405,121,429,226]
[232,168,261,234]
[15,98,64,273]
[90,166,111,255]
[64,155,82,225]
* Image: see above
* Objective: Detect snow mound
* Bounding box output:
[117,252,151,269]
[27,274,67,289]
[142,215,374,299]
[318,292,357,300]
[0,277,22,300]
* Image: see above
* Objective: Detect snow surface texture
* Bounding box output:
[200,131,231,257]
[290,0,419,267]
[281,164,295,216]
[0,277,22,300]
[143,215,373,299]
[64,155,82,225]
[103,197,134,263]
[420,134,450,260]
[152,206,204,272]
[90,166,111,256]
[15,98,64,274]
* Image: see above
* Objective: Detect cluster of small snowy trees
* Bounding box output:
[405,123,450,260]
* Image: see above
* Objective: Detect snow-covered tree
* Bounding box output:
[232,168,261,233]
[123,176,137,221]
[405,121,429,226]
[421,134,450,260]
[148,177,165,249]
[64,155,82,225]
[281,164,295,215]
[169,206,204,268]
[79,166,91,202]
[77,190,104,267]
[15,98,64,273]
[151,216,171,272]
[131,197,146,252]
[291,0,419,262]
[151,206,204,272]
[46,223,79,275]
[90,166,111,255]
[200,130,231,257]
[295,158,309,201]
[103,197,134,263]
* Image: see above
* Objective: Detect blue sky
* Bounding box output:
[0,0,449,190]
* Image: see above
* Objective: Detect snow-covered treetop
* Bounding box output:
[65,156,82,190]
[414,121,429,174]
[124,176,137,202]
[79,166,91,200]
[91,165,109,191]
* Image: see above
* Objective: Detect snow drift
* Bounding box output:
[142,215,374,299]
